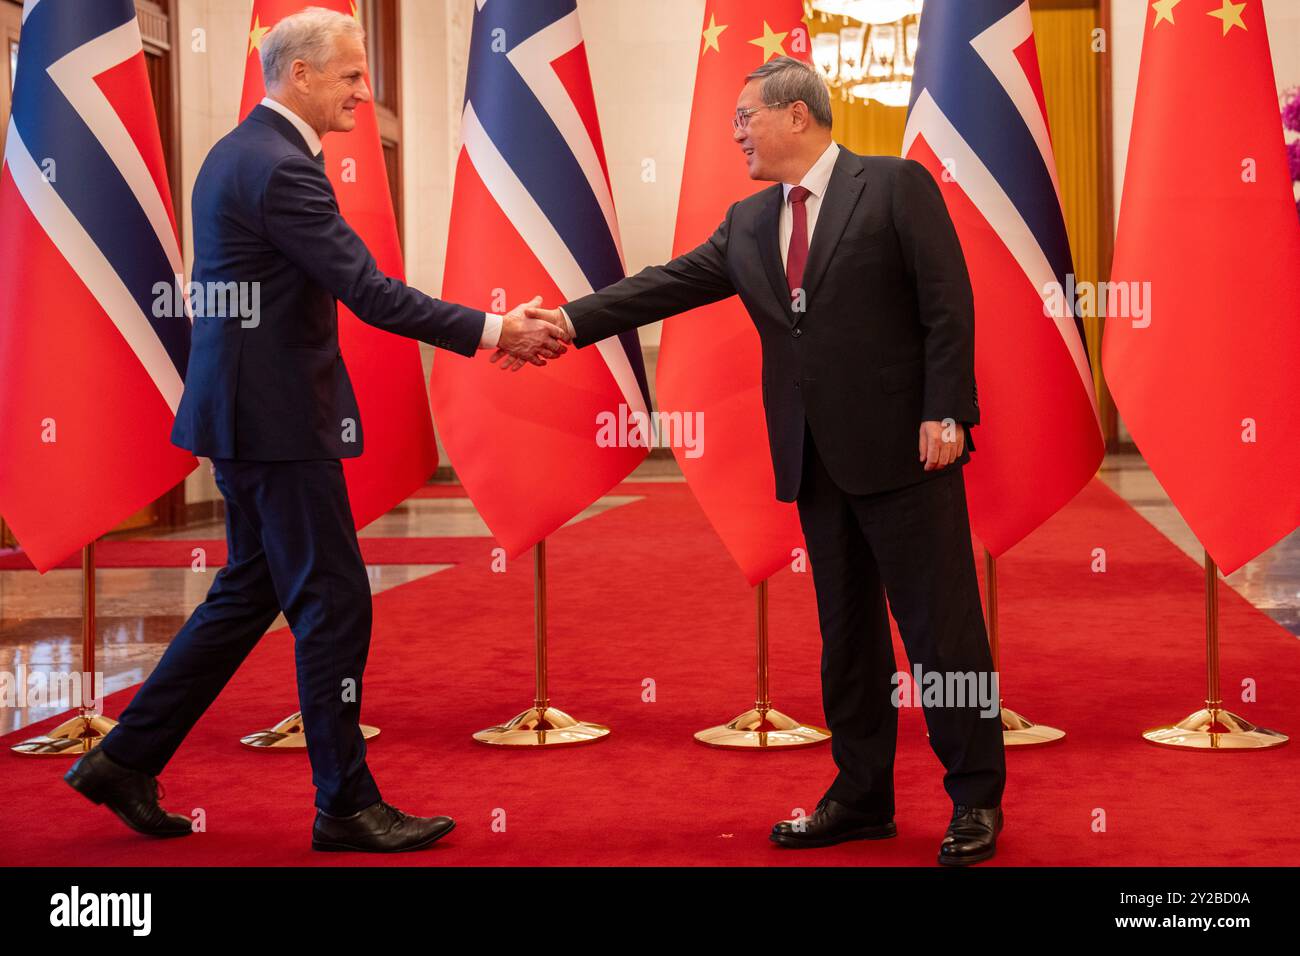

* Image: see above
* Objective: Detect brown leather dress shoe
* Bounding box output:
[312,801,455,852]
[938,805,1003,865]
[770,798,897,848]
[65,746,193,837]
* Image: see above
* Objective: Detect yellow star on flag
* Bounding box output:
[1151,0,1181,28]
[748,21,788,63]
[248,15,270,58]
[701,13,728,55]
[1207,0,1247,35]
[350,1,361,24]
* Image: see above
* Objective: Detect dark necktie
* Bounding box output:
[785,185,811,300]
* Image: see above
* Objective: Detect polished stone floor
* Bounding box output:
[1,453,1295,736]
[1097,453,1300,638]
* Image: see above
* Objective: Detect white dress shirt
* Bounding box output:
[260,97,502,349]
[780,140,840,268]
[556,141,842,339]
[260,96,322,157]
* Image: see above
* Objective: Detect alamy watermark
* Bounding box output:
[1043,273,1151,328]
[596,403,704,459]
[153,275,261,328]
[892,664,1000,718]
[0,666,104,710]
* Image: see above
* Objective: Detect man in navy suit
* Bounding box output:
[65,8,569,852]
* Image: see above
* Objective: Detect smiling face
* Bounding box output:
[290,32,372,136]
[732,78,792,182]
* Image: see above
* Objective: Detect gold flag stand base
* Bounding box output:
[693,580,830,750]
[983,550,1063,747]
[1143,707,1287,750]
[1144,552,1288,751]
[1000,706,1065,746]
[694,706,829,749]
[473,541,611,748]
[12,543,117,756]
[473,706,610,747]
[12,713,117,756]
[240,711,380,750]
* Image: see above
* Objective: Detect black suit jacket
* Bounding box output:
[173,105,486,461]
[563,147,978,502]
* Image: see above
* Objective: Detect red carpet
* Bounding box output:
[2,479,1297,866]
[0,535,485,571]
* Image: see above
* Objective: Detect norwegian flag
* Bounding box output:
[903,0,1104,557]
[431,0,650,556]
[0,0,196,572]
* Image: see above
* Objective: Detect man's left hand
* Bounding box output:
[919,419,965,471]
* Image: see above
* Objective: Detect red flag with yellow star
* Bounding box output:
[1105,0,1300,573]
[240,0,437,529]
[656,0,808,585]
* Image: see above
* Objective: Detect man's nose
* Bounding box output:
[355,80,372,103]
[732,125,746,144]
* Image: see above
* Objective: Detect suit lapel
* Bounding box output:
[794,148,866,325]
[755,184,793,323]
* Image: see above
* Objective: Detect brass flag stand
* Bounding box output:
[473,539,610,746]
[241,578,379,749]
[1142,551,1287,750]
[694,579,830,749]
[241,711,381,750]
[12,542,118,755]
[984,549,1065,746]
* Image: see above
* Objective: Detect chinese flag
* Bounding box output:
[241,0,437,529]
[1105,0,1300,574]
[657,0,807,585]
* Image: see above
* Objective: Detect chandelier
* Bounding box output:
[805,1,923,109]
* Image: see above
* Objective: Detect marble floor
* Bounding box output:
[1,453,1296,737]
[1097,453,1300,638]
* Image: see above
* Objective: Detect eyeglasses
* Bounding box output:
[732,101,792,132]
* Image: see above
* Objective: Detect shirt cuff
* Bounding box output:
[558,307,576,338]
[478,312,503,350]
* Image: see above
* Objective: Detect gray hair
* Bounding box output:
[746,56,833,129]
[260,6,365,88]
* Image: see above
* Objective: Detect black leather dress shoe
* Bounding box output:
[64,746,193,837]
[770,798,897,848]
[938,805,1003,865]
[312,801,455,852]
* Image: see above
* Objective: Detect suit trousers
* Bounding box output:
[795,424,1005,819]
[99,458,382,816]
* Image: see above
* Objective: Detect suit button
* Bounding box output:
[792,328,802,338]
[794,380,800,389]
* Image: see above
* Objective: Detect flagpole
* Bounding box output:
[473,538,610,746]
[694,578,830,749]
[1142,550,1287,749]
[12,542,118,755]
[985,548,1065,746]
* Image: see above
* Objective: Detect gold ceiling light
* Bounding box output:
[805,0,923,109]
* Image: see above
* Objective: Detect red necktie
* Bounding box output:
[785,185,811,300]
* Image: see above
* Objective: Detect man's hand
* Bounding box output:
[489,303,572,372]
[490,296,572,372]
[919,419,965,471]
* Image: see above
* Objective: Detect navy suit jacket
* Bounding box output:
[173,105,486,461]
[563,149,977,502]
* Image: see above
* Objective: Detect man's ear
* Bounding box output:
[289,58,311,94]
[790,100,811,132]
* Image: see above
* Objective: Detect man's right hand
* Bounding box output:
[492,296,572,372]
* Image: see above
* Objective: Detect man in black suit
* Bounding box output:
[525,57,1005,864]
[65,8,569,852]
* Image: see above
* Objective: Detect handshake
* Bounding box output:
[489,296,573,372]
